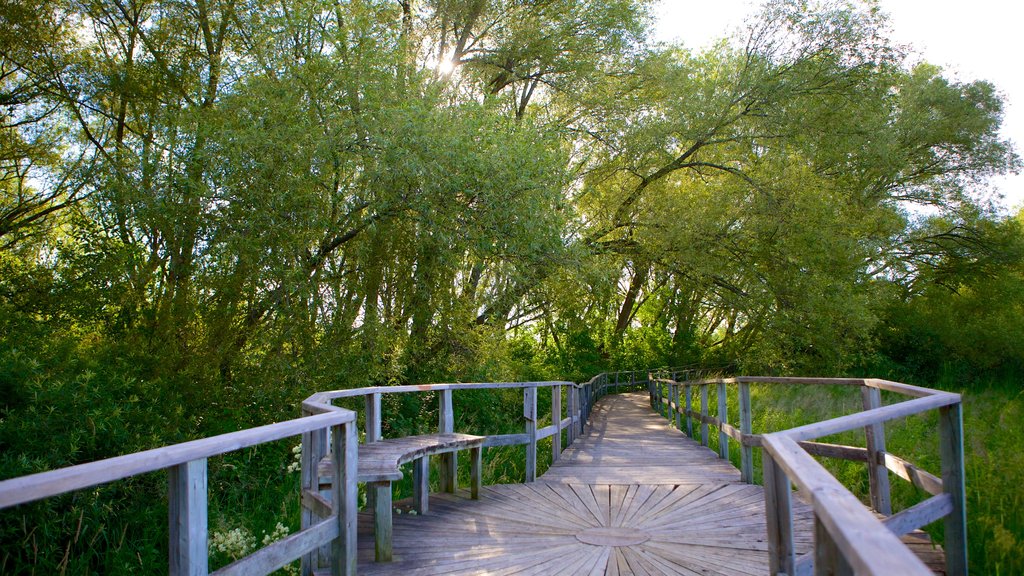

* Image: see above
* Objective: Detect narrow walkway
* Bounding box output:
[355,393,815,575]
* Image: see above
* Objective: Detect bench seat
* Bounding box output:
[317,432,485,562]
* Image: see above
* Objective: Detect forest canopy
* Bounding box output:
[1,0,1020,393]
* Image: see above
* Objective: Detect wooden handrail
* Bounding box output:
[0,410,352,509]
[0,406,358,576]
[645,373,967,576]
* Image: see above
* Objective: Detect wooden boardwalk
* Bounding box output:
[353,393,816,575]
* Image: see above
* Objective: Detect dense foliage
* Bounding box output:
[1,0,1021,573]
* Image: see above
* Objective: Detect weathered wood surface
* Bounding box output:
[306,392,946,575]
[317,433,484,483]
[341,393,818,575]
[541,394,740,485]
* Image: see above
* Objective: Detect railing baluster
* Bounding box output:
[365,392,381,443]
[439,389,456,493]
[739,382,753,483]
[524,387,537,482]
[815,515,853,576]
[939,402,968,576]
[685,384,693,438]
[551,384,562,461]
[862,386,891,515]
[331,421,358,576]
[700,384,709,447]
[763,454,795,576]
[168,458,208,576]
[717,380,729,460]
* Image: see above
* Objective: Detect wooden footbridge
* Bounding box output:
[0,372,967,575]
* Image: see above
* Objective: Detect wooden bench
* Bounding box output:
[319,432,485,562]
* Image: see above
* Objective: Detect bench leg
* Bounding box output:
[440,453,457,494]
[413,456,429,514]
[470,447,482,500]
[372,482,392,562]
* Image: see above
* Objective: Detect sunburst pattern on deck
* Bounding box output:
[353,393,817,575]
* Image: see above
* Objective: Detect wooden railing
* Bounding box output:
[0,369,959,576]
[0,397,359,576]
[646,374,967,576]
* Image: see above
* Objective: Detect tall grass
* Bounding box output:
[687,374,1024,575]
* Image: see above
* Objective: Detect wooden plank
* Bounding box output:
[438,389,456,494]
[815,515,854,576]
[762,434,933,575]
[884,453,943,496]
[779,392,960,443]
[882,494,953,537]
[168,458,208,576]
[214,518,338,576]
[863,378,943,399]
[314,381,575,402]
[762,455,794,576]
[302,490,333,519]
[372,482,392,562]
[365,393,381,443]
[862,386,892,515]
[331,422,357,576]
[0,411,352,510]
[736,376,865,386]
[939,402,968,576]
[470,447,482,500]
[552,384,562,461]
[798,441,870,462]
[413,456,429,514]
[685,385,693,438]
[700,385,709,447]
[739,382,753,483]
[717,380,729,460]
[305,423,329,573]
[524,387,537,483]
[482,433,530,447]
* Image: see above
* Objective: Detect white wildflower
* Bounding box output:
[209,527,256,560]
[261,522,290,547]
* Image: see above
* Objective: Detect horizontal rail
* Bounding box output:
[312,380,576,402]
[0,411,353,509]
[762,434,933,575]
[778,392,960,442]
[646,372,966,576]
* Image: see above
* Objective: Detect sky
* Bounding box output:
[652,0,1023,214]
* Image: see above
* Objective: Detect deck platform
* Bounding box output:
[353,393,819,574]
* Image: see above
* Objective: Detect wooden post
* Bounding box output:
[717,380,729,460]
[331,422,358,576]
[739,382,753,483]
[365,393,381,442]
[862,386,892,515]
[470,446,482,500]
[168,458,208,576]
[815,516,853,576]
[363,392,382,513]
[551,384,562,462]
[413,456,429,514]
[673,384,681,430]
[700,384,709,447]
[763,455,795,576]
[438,389,456,493]
[567,386,577,444]
[304,422,330,572]
[300,410,327,576]
[940,402,968,576]
[524,387,537,482]
[685,384,693,438]
[372,482,392,562]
